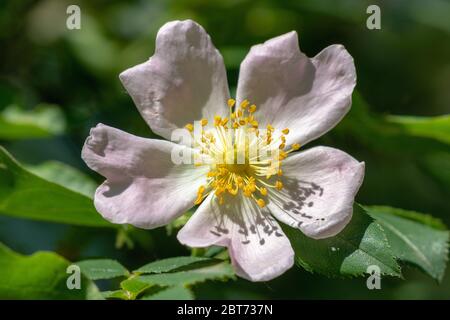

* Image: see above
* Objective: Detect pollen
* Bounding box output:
[257,198,266,208]
[185,123,194,132]
[184,98,296,209]
[275,181,283,190]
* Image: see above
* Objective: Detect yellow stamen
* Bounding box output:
[240,99,249,109]
[260,187,268,196]
[275,181,283,190]
[257,199,266,208]
[185,123,194,132]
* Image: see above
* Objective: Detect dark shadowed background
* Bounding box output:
[0,0,449,299]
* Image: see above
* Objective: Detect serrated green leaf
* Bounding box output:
[135,256,218,274]
[135,262,235,287]
[0,146,112,228]
[101,290,131,300]
[140,285,194,300]
[120,275,155,299]
[26,161,97,198]
[365,206,449,282]
[283,205,401,278]
[0,104,66,140]
[76,259,129,280]
[0,242,102,299]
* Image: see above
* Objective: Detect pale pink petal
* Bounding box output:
[177,193,294,281]
[81,124,208,229]
[236,31,356,146]
[119,20,230,141]
[267,146,365,239]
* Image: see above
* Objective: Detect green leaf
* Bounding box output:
[26,161,97,198]
[120,276,152,299]
[336,92,450,155]
[121,262,235,299]
[0,146,112,228]
[0,242,102,299]
[135,256,218,274]
[136,262,235,287]
[283,205,401,278]
[0,104,66,140]
[365,206,449,282]
[140,285,194,300]
[76,259,129,280]
[101,290,130,300]
[385,114,450,146]
[365,205,447,230]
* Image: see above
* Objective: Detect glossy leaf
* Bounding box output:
[283,205,401,278]
[365,206,449,281]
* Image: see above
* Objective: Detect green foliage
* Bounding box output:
[0,242,102,299]
[0,146,112,228]
[76,259,129,280]
[100,259,234,300]
[366,205,447,230]
[1,0,449,300]
[385,115,450,146]
[283,205,401,277]
[136,262,235,287]
[26,161,97,198]
[285,205,449,280]
[140,285,194,300]
[0,104,66,140]
[365,206,449,282]
[135,256,217,274]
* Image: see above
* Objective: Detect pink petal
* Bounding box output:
[236,31,356,146]
[81,124,208,229]
[267,146,365,239]
[177,194,294,281]
[119,20,230,141]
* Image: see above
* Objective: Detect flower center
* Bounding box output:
[185,99,300,208]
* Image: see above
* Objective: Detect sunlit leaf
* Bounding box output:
[0,104,66,140]
[26,161,97,198]
[386,114,450,146]
[0,242,102,299]
[135,256,218,274]
[283,205,401,278]
[365,205,449,282]
[0,146,112,228]
[136,262,235,286]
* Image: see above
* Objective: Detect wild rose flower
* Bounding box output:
[82,20,364,281]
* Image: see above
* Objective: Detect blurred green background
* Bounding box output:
[0,0,449,299]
